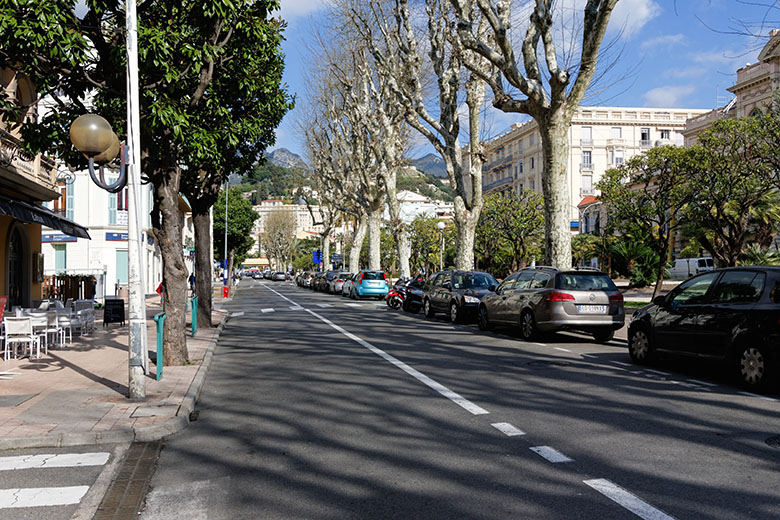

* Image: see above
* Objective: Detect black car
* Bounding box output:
[423,270,498,323]
[628,267,780,391]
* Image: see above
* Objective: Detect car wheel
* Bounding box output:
[593,330,614,344]
[519,311,537,341]
[628,328,653,364]
[477,305,491,331]
[450,302,460,323]
[424,299,435,318]
[737,344,775,391]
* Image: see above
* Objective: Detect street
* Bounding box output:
[138,279,780,519]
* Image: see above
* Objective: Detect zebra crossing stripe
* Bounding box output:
[0,452,110,471]
[0,486,90,508]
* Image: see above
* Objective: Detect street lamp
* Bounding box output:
[437,221,445,271]
[68,0,146,400]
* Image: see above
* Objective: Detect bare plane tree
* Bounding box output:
[348,0,492,271]
[262,210,297,271]
[449,0,620,268]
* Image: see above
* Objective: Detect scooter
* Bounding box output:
[385,279,407,309]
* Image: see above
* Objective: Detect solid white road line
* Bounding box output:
[289,306,303,310]
[553,347,572,353]
[685,378,717,387]
[0,486,90,509]
[530,446,573,463]
[580,354,596,359]
[738,391,778,402]
[261,309,275,313]
[584,479,676,520]
[491,423,525,436]
[264,285,490,416]
[0,452,110,471]
[610,361,632,367]
[316,304,333,308]
[344,303,362,307]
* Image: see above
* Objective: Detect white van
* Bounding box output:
[668,257,714,279]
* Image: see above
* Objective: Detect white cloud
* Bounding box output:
[273,0,329,21]
[641,34,685,51]
[643,85,696,107]
[664,66,707,79]
[609,0,662,38]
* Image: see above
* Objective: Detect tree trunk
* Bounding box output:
[652,236,670,301]
[385,173,411,278]
[367,207,381,270]
[192,210,213,327]
[154,169,189,365]
[539,112,573,269]
[322,234,331,271]
[349,213,367,273]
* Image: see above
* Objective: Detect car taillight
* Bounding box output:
[336,279,344,283]
[359,273,365,284]
[547,292,575,302]
[609,293,624,303]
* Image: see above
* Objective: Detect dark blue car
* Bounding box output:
[423,270,498,323]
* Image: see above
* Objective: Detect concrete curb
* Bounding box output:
[0,313,229,451]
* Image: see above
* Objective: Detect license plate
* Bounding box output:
[578,305,606,313]
[368,281,380,286]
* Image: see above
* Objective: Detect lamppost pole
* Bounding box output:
[125,0,146,399]
[437,221,445,271]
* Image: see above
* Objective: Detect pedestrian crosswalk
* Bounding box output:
[0,450,110,515]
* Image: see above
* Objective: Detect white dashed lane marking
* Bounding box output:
[584,479,677,520]
[738,391,778,402]
[0,452,109,471]
[686,378,717,387]
[491,423,525,436]
[610,361,632,367]
[530,446,574,463]
[553,347,572,353]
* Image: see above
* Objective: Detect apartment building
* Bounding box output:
[481,106,710,228]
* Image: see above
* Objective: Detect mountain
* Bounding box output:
[411,153,447,178]
[267,148,307,170]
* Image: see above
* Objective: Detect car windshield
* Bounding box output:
[361,271,384,280]
[453,273,498,289]
[556,273,616,291]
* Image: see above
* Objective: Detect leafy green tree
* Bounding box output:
[0,0,291,364]
[610,234,659,288]
[572,233,598,268]
[408,215,441,274]
[597,146,696,299]
[214,187,259,286]
[477,193,545,273]
[686,118,777,267]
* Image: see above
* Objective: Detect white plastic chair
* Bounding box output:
[41,311,63,351]
[3,317,40,360]
[58,312,83,345]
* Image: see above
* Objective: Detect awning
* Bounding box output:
[0,194,91,239]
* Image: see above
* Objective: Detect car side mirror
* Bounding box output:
[653,295,666,306]
[489,284,497,292]
[443,283,451,290]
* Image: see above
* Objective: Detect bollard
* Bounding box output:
[190,296,198,337]
[153,312,166,380]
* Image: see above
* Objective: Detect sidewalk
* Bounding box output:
[0,295,229,450]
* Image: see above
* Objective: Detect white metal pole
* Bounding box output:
[439,231,443,271]
[126,0,146,399]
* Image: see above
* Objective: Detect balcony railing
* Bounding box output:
[580,138,593,146]
[640,139,652,147]
[0,129,57,191]
[581,162,594,171]
[483,176,513,192]
[606,138,624,146]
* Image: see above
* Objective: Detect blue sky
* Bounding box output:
[271,0,778,158]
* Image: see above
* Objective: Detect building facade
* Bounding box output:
[0,69,89,308]
[481,106,710,228]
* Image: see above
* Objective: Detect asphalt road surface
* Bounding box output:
[140,279,780,519]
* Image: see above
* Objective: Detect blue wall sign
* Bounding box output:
[106,232,129,241]
[42,233,78,243]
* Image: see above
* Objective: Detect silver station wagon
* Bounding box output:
[478,267,625,342]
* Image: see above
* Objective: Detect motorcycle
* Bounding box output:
[385,279,408,309]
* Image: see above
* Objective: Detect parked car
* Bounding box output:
[331,272,352,294]
[628,267,780,391]
[478,267,625,342]
[341,274,356,297]
[350,270,389,299]
[402,274,428,313]
[272,271,286,281]
[251,271,263,280]
[321,270,344,293]
[263,270,274,280]
[423,270,498,323]
[668,257,714,280]
[310,272,326,290]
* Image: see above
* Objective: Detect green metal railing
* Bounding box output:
[190,296,198,337]
[153,312,165,381]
